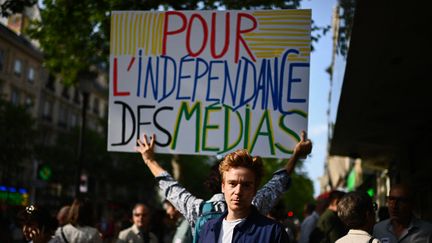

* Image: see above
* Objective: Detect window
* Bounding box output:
[43,100,53,121]
[11,89,20,105]
[61,86,70,99]
[57,104,67,128]
[28,67,35,83]
[25,96,33,108]
[69,112,78,128]
[14,59,22,76]
[73,88,81,104]
[46,74,56,91]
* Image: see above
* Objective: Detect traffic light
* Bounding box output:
[287,211,294,217]
[37,164,52,181]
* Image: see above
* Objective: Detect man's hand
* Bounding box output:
[284,130,312,175]
[136,133,156,164]
[292,131,312,159]
[136,133,165,176]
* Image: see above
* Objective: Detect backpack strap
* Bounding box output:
[201,201,215,213]
[193,202,217,243]
[60,226,69,243]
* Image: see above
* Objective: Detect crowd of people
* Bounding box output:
[2,131,432,243]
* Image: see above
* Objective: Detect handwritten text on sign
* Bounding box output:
[108,10,311,158]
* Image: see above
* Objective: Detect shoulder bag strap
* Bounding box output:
[61,226,69,243]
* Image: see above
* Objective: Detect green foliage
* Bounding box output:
[176,154,215,199]
[27,0,110,85]
[282,170,314,220]
[261,157,314,221]
[0,98,36,180]
[27,0,329,85]
[336,0,356,56]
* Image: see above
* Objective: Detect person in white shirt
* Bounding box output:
[336,191,380,243]
[55,198,102,243]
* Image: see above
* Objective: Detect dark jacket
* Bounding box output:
[315,209,347,243]
[198,206,289,243]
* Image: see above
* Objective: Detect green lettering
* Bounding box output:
[219,105,243,154]
[275,113,301,154]
[202,104,222,152]
[171,101,201,152]
[243,105,251,149]
[249,110,275,154]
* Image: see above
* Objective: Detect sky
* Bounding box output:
[300,0,337,197]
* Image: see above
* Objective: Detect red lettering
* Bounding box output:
[210,12,230,59]
[127,57,135,71]
[113,58,130,96]
[162,11,187,55]
[235,13,257,63]
[186,14,208,57]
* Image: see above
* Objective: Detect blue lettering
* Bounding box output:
[192,58,209,102]
[158,55,177,103]
[206,60,224,103]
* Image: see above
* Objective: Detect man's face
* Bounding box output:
[387,186,413,222]
[132,205,150,229]
[222,167,257,216]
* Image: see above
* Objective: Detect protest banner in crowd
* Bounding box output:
[108,9,311,158]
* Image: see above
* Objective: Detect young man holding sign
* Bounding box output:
[136,131,312,239]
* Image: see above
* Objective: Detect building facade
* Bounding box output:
[0,17,108,205]
[325,1,432,220]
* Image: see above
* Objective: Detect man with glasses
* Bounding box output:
[117,203,158,243]
[373,184,432,243]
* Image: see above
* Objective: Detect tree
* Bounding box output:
[0,98,36,183]
[0,0,36,17]
[336,0,356,56]
[26,0,330,85]
[261,157,314,220]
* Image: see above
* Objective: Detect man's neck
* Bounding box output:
[391,216,412,238]
[226,207,251,221]
[135,224,146,232]
[391,216,412,229]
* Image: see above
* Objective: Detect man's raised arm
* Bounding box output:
[136,133,204,226]
[252,130,312,214]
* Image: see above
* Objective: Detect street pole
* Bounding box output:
[75,90,89,198]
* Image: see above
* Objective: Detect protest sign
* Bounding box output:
[108,9,311,158]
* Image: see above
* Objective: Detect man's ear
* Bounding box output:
[221,181,225,193]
